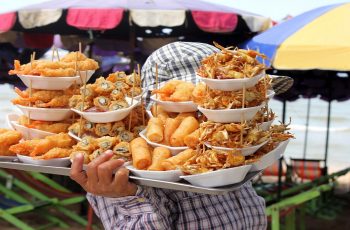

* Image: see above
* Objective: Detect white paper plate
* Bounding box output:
[257,119,274,131]
[196,71,265,91]
[206,140,269,156]
[139,130,188,155]
[71,97,140,123]
[17,74,81,90]
[16,105,73,122]
[180,165,251,187]
[126,165,183,182]
[7,113,55,140]
[150,95,198,113]
[0,156,17,161]
[17,154,71,167]
[250,139,290,172]
[198,103,264,123]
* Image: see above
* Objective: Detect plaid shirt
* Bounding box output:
[87,182,266,230]
[87,42,267,229]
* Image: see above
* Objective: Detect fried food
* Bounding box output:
[170,117,199,147]
[34,148,72,160]
[146,117,164,143]
[9,52,98,77]
[130,137,152,170]
[197,43,267,79]
[148,147,172,171]
[180,148,245,175]
[192,80,267,109]
[9,139,42,156]
[30,133,75,156]
[161,149,197,171]
[0,129,22,156]
[152,80,195,102]
[18,116,70,133]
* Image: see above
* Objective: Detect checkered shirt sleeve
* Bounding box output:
[86,182,267,230]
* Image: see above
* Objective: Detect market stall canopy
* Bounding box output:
[243,3,350,71]
[0,0,271,34]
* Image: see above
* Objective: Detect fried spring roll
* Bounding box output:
[175,112,196,122]
[130,137,151,169]
[146,117,164,143]
[170,117,199,147]
[161,149,196,170]
[164,118,181,145]
[184,129,200,149]
[147,147,172,171]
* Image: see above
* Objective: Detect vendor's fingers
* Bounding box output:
[97,159,125,185]
[86,150,114,183]
[113,167,130,192]
[70,153,87,187]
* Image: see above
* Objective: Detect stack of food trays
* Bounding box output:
[127,46,294,188]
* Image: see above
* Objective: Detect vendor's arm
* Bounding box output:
[70,151,137,197]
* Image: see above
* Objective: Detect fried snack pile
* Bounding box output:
[152,80,195,102]
[199,121,270,148]
[9,133,75,159]
[270,120,295,142]
[0,129,22,156]
[146,113,199,147]
[106,71,142,98]
[12,86,79,108]
[69,105,148,137]
[18,115,71,133]
[252,107,275,123]
[192,80,267,109]
[69,73,141,112]
[70,136,132,164]
[9,52,99,77]
[180,148,245,175]
[197,43,267,79]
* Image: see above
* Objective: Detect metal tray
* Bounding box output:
[0,161,261,195]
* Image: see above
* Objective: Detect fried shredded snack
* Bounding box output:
[180,148,245,175]
[197,43,267,79]
[193,80,267,109]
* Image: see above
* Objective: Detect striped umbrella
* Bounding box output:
[243,3,350,71]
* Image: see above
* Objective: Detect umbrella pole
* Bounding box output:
[323,100,331,175]
[303,98,311,159]
[277,100,287,200]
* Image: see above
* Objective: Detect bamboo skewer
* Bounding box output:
[129,71,136,131]
[240,84,246,146]
[51,46,55,61]
[137,64,145,126]
[155,63,159,117]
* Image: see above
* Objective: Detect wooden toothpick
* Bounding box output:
[155,63,159,117]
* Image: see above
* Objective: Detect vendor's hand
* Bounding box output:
[70,150,137,198]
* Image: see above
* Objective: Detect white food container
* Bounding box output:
[250,139,290,172]
[196,71,265,91]
[17,155,71,167]
[150,95,198,113]
[77,70,95,84]
[198,103,264,123]
[139,130,188,155]
[16,105,73,122]
[7,113,55,140]
[126,165,183,182]
[180,165,252,187]
[206,140,269,156]
[257,119,274,131]
[71,97,140,123]
[266,90,275,99]
[17,74,81,90]
[67,131,83,142]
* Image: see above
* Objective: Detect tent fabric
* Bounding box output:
[0,13,16,32]
[242,3,341,67]
[241,15,272,32]
[67,8,124,30]
[191,11,238,33]
[130,10,185,27]
[18,9,62,29]
[273,3,350,71]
